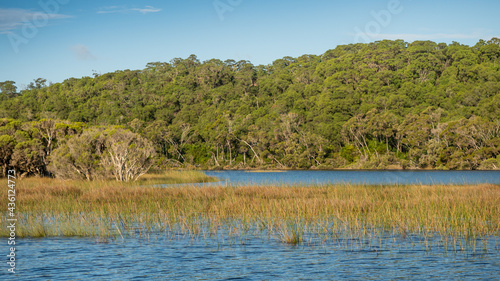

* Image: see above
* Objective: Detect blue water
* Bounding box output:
[182,170,500,187]
[5,170,500,280]
[5,235,500,280]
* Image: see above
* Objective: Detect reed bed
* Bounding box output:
[1,173,499,252]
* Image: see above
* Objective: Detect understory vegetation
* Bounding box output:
[1,175,498,251]
[1,39,500,176]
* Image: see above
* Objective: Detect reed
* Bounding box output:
[127,170,219,185]
[1,173,499,252]
[278,219,304,245]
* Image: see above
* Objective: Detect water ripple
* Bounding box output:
[3,235,499,280]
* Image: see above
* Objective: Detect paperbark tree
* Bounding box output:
[101,129,156,181]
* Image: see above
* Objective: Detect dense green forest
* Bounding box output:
[1,39,500,178]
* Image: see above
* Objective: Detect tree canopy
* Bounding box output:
[1,39,500,176]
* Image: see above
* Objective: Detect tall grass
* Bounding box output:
[1,173,499,252]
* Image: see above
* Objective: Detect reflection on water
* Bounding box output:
[6,234,500,280]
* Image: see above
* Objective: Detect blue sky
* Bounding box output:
[1,0,499,89]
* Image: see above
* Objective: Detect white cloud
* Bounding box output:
[97,5,161,15]
[71,44,97,61]
[97,6,127,14]
[131,6,162,14]
[0,8,71,34]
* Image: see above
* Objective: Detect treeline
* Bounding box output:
[1,39,500,175]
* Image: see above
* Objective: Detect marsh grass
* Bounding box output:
[278,219,304,245]
[127,170,219,185]
[1,173,499,253]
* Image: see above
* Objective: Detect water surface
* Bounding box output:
[5,235,500,280]
[173,170,500,187]
[6,170,500,280]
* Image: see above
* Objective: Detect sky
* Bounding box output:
[1,0,499,89]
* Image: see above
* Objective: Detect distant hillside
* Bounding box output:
[1,39,500,174]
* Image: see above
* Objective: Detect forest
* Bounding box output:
[1,39,500,179]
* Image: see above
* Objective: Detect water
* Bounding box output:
[168,170,500,187]
[5,235,500,280]
[5,170,500,280]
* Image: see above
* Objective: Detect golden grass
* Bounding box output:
[128,170,219,185]
[1,173,499,251]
